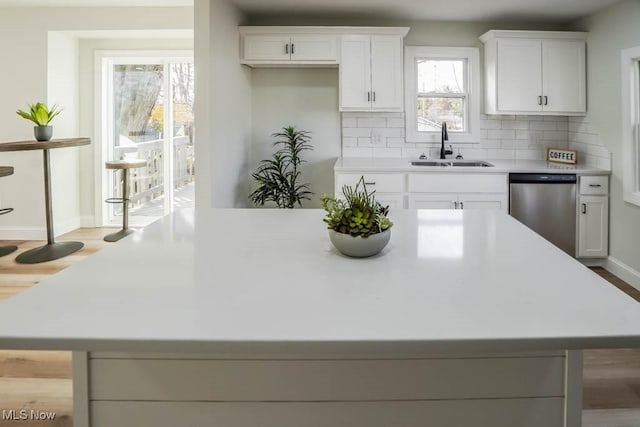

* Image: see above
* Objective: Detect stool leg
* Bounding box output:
[104,168,135,243]
[122,168,129,231]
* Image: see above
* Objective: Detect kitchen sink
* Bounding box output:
[410,160,494,167]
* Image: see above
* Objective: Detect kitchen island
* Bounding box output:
[1,208,640,426]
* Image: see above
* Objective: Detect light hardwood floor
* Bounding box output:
[0,231,638,426]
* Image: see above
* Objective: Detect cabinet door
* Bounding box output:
[370,35,404,112]
[578,195,609,258]
[542,40,586,113]
[339,35,372,111]
[375,194,405,210]
[458,193,508,211]
[408,194,457,209]
[290,35,337,62]
[496,39,543,112]
[243,35,291,61]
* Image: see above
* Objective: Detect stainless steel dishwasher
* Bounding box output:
[509,173,577,256]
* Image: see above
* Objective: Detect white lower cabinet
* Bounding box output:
[577,175,609,258]
[578,195,608,258]
[408,193,507,210]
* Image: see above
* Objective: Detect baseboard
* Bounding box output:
[0,226,46,241]
[605,256,640,291]
[0,216,83,241]
[579,258,606,267]
[80,216,96,228]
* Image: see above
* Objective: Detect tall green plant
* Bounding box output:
[249,126,313,208]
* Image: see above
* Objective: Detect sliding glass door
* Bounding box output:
[101,53,194,227]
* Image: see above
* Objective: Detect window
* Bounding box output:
[405,47,480,143]
[621,45,640,207]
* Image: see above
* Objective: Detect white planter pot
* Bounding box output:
[328,228,391,258]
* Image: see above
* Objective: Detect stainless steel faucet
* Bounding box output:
[440,122,453,159]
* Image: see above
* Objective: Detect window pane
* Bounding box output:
[417,59,465,94]
[417,97,464,132]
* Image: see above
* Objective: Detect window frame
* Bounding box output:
[404,46,480,143]
[621,45,640,207]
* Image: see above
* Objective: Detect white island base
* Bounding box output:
[73,349,582,427]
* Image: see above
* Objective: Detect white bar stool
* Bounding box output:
[104,159,147,242]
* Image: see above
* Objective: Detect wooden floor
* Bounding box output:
[0,232,638,426]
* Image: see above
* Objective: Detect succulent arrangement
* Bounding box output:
[16,102,62,126]
[249,126,313,209]
[321,177,393,237]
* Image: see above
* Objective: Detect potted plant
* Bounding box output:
[321,177,393,257]
[16,102,62,141]
[249,126,313,208]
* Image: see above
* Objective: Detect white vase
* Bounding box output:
[328,228,391,258]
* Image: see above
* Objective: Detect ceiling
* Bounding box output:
[0,0,621,22]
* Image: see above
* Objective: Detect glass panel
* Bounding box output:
[417,97,464,132]
[112,64,165,221]
[417,59,465,94]
[170,63,195,212]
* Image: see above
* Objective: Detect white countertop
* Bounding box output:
[0,208,638,354]
[334,157,610,175]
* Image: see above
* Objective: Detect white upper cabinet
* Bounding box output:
[340,34,405,112]
[480,30,586,115]
[240,28,338,66]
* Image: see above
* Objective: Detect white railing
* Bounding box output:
[113,136,194,207]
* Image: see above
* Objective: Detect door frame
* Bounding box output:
[94,50,193,227]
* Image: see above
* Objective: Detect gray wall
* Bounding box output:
[250,69,340,208]
[196,0,252,208]
[570,0,640,273]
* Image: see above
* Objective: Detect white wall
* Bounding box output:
[570,0,640,275]
[250,69,340,208]
[196,0,252,208]
[0,7,192,239]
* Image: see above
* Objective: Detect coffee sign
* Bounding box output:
[547,148,578,165]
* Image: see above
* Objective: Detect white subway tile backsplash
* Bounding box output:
[530,120,557,131]
[488,149,515,159]
[501,120,530,130]
[342,147,373,157]
[542,130,569,141]
[387,118,405,128]
[480,119,502,129]
[342,137,358,147]
[372,148,402,158]
[487,129,516,139]
[343,127,372,138]
[342,118,358,127]
[340,112,610,168]
[357,118,386,128]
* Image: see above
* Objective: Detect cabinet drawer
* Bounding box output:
[580,176,608,195]
[336,173,404,194]
[408,173,507,193]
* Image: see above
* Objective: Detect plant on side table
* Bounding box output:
[249,126,313,208]
[16,102,62,142]
[321,177,393,258]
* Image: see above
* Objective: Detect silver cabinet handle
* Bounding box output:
[544,96,548,106]
[538,96,542,105]
[285,43,289,54]
[372,91,376,102]
[367,92,371,102]
[581,203,587,214]
[460,201,464,209]
[364,182,376,186]
[589,184,602,187]
[453,201,458,209]
[291,43,295,54]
